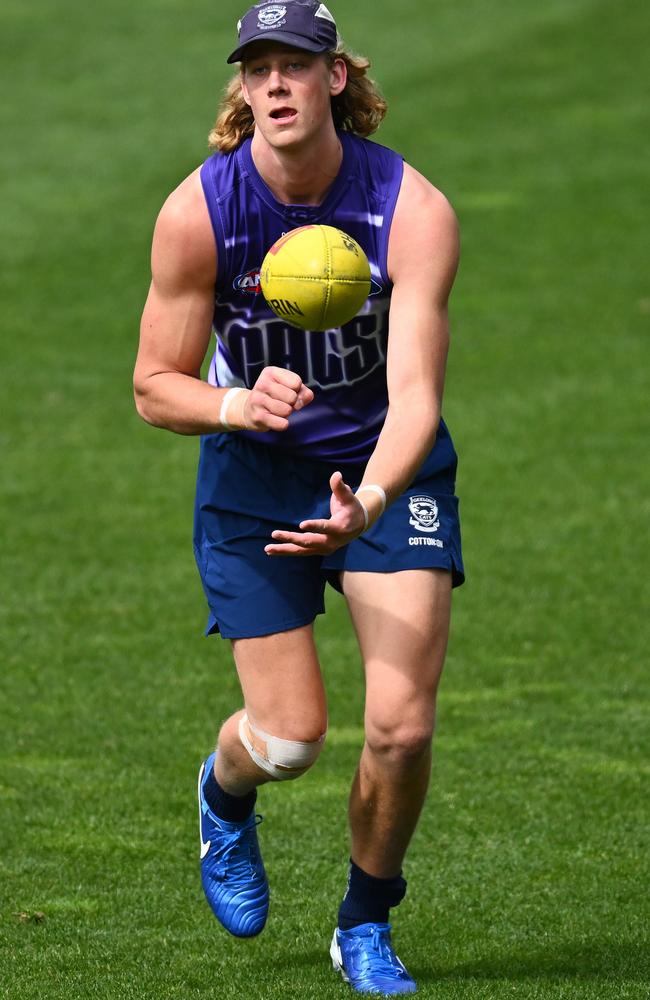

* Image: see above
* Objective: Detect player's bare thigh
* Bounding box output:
[342,569,452,744]
[230,623,328,741]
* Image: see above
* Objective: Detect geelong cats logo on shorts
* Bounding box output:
[257,5,287,27]
[408,495,440,533]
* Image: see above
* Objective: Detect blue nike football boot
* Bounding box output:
[330,923,417,994]
[198,753,269,938]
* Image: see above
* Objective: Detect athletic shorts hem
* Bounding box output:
[205,609,323,640]
[324,554,464,594]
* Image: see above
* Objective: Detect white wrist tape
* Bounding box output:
[219,386,246,430]
[354,485,387,531]
[355,496,369,532]
[239,713,325,781]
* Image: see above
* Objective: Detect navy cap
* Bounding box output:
[227,1,338,64]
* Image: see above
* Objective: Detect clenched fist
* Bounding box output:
[225,367,314,432]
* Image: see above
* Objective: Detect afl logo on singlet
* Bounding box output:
[408,495,440,533]
[257,5,287,28]
[234,268,262,294]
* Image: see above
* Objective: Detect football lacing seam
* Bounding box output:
[322,225,332,330]
[274,276,368,283]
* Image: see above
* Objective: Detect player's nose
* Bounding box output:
[267,69,289,94]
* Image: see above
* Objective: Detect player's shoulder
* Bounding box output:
[397,162,457,234]
[156,167,210,241]
[152,167,215,283]
[388,162,459,283]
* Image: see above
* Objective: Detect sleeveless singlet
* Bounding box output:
[200,130,455,467]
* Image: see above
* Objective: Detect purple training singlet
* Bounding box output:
[200,130,453,465]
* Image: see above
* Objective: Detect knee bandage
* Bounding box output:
[238,714,325,781]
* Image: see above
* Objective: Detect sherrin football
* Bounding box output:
[260,225,371,331]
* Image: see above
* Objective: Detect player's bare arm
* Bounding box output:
[358,163,459,514]
[134,170,312,434]
[266,164,459,555]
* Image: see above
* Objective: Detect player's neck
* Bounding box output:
[250,126,343,206]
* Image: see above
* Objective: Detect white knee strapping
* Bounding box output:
[238,713,325,781]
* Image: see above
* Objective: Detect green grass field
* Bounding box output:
[1,0,649,997]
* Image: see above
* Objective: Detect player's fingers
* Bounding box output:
[265,367,304,393]
[295,384,314,410]
[270,529,327,546]
[259,369,313,412]
[266,533,330,556]
[274,378,314,412]
[330,470,354,501]
[329,470,343,495]
[265,542,315,557]
[249,411,289,432]
[254,367,302,405]
[264,381,301,407]
[298,519,331,533]
[253,394,293,419]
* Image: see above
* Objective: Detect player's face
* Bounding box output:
[241,44,346,152]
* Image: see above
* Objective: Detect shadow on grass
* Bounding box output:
[253,938,650,988]
[415,939,650,986]
[265,949,325,973]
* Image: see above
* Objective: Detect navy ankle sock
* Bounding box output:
[338,860,407,930]
[203,764,256,823]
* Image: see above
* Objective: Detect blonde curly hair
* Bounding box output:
[208,47,388,153]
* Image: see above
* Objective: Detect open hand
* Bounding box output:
[265,472,366,557]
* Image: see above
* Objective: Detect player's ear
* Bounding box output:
[329,57,347,97]
[240,71,252,107]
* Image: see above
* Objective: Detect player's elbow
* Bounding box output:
[133,375,160,427]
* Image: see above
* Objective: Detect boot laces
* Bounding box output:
[362,926,404,976]
[214,814,263,881]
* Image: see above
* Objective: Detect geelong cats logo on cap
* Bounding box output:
[257,5,287,27]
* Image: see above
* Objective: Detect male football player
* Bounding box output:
[134,1,464,993]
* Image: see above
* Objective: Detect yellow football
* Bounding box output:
[260,225,371,331]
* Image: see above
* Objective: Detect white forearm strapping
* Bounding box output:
[219,387,247,431]
[354,484,387,531]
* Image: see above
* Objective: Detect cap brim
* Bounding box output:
[227,32,329,64]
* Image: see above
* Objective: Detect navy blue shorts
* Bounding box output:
[193,433,464,639]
